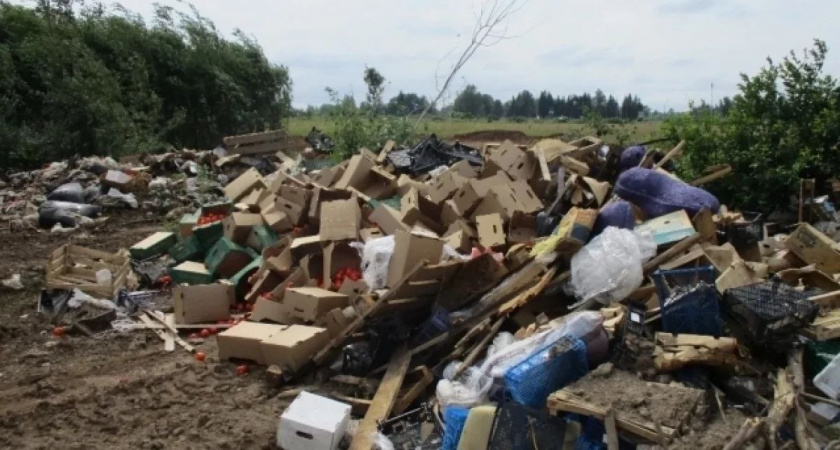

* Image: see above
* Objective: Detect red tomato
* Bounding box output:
[245,303,254,312]
[200,329,211,338]
[236,364,249,376]
[52,326,66,337]
[195,352,206,362]
[209,327,219,335]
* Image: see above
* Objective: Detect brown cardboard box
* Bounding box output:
[401,188,444,233]
[217,321,287,364]
[224,168,266,202]
[448,160,479,179]
[261,206,293,234]
[173,283,234,324]
[260,325,330,371]
[284,287,350,322]
[387,231,444,287]
[786,223,840,274]
[509,180,544,213]
[101,170,135,192]
[240,188,270,209]
[279,185,312,208]
[508,212,538,244]
[333,154,374,191]
[310,165,344,188]
[223,212,264,244]
[275,196,306,226]
[290,235,324,259]
[440,199,465,225]
[250,296,298,324]
[476,214,506,249]
[483,140,535,181]
[319,199,362,241]
[368,204,410,235]
[308,187,353,226]
[429,171,467,204]
[451,180,483,216]
[245,268,284,303]
[396,174,431,197]
[443,219,477,253]
[471,184,522,221]
[323,242,362,289]
[315,308,351,338]
[268,170,306,194]
[360,227,385,242]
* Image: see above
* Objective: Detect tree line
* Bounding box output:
[0,1,292,169]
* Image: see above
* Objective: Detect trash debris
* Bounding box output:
[15,134,840,449]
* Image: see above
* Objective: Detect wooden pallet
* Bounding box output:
[223,129,287,155]
[45,244,130,298]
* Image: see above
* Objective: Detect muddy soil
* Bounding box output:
[0,209,288,449]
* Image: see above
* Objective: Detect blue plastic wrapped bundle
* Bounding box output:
[591,200,635,238]
[620,145,646,170]
[615,167,720,218]
[504,337,589,408]
[442,406,470,450]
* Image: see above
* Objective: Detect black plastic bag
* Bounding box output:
[38,200,100,228]
[46,182,84,203]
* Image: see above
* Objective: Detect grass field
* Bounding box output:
[287,116,664,145]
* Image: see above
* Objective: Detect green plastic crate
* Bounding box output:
[248,225,278,252]
[805,339,840,378]
[204,237,259,278]
[230,257,263,302]
[129,232,177,260]
[170,261,214,285]
[168,235,202,263]
[194,221,224,251]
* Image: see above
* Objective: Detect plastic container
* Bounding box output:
[653,266,722,336]
[504,336,588,408]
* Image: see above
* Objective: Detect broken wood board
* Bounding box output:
[350,347,411,450]
[142,311,195,353]
[653,333,738,371]
[548,367,703,443]
[392,366,434,415]
[716,260,760,294]
[689,165,732,186]
[803,308,840,341]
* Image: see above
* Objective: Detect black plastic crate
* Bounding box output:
[723,281,818,355]
[488,401,568,450]
[653,266,722,336]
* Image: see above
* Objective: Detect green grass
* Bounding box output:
[286,116,663,145]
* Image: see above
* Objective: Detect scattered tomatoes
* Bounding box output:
[196,212,226,226]
[195,352,206,362]
[52,326,66,337]
[209,327,219,335]
[236,364,249,376]
[200,328,211,338]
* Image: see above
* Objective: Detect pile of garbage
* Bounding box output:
[29,129,840,449]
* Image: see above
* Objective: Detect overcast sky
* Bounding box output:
[41,0,840,110]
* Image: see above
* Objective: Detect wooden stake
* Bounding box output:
[350,347,411,450]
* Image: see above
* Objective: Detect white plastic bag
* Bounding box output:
[570,227,656,305]
[351,236,395,291]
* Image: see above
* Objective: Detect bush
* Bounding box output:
[325,89,413,161]
[664,40,840,212]
[0,2,291,169]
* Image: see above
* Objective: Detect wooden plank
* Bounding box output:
[164,313,176,352]
[605,408,619,450]
[223,129,286,146]
[69,245,125,264]
[143,311,195,353]
[536,147,551,182]
[138,314,171,351]
[689,165,732,186]
[392,366,434,415]
[350,347,411,450]
[548,394,669,442]
[229,140,285,155]
[454,317,505,378]
[643,233,703,274]
[653,140,684,170]
[810,290,840,309]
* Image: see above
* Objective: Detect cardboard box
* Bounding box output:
[530,207,598,256]
[245,268,284,303]
[508,212,538,244]
[786,223,840,274]
[315,308,351,338]
[284,287,349,322]
[476,214,506,249]
[224,168,266,202]
[308,188,353,226]
[310,165,344,188]
[368,204,410,235]
[429,170,467,204]
[443,219,477,252]
[230,257,263,301]
[396,174,431,197]
[401,188,444,233]
[276,392,351,450]
[261,325,329,371]
[239,187,269,209]
[387,231,444,287]
[193,221,224,252]
[251,296,298,324]
[217,321,286,364]
[170,261,214,285]
[275,196,306,226]
[130,231,176,260]
[173,283,233,324]
[223,212,264,244]
[204,238,258,278]
[323,242,362,289]
[509,180,544,213]
[319,199,361,241]
[360,227,385,242]
[483,140,535,180]
[448,160,479,179]
[101,170,135,192]
[441,199,465,224]
[635,210,695,247]
[471,184,522,221]
[334,154,376,191]
[290,235,325,259]
[261,206,293,234]
[279,185,312,208]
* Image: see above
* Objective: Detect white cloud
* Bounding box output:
[14,0,840,110]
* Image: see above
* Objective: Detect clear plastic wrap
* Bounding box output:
[351,236,395,291]
[569,227,656,305]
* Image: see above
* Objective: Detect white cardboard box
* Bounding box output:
[277,392,351,450]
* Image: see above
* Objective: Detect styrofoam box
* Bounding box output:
[277,391,351,450]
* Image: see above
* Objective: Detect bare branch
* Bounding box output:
[412,0,528,128]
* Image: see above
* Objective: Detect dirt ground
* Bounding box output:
[0,210,289,449]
